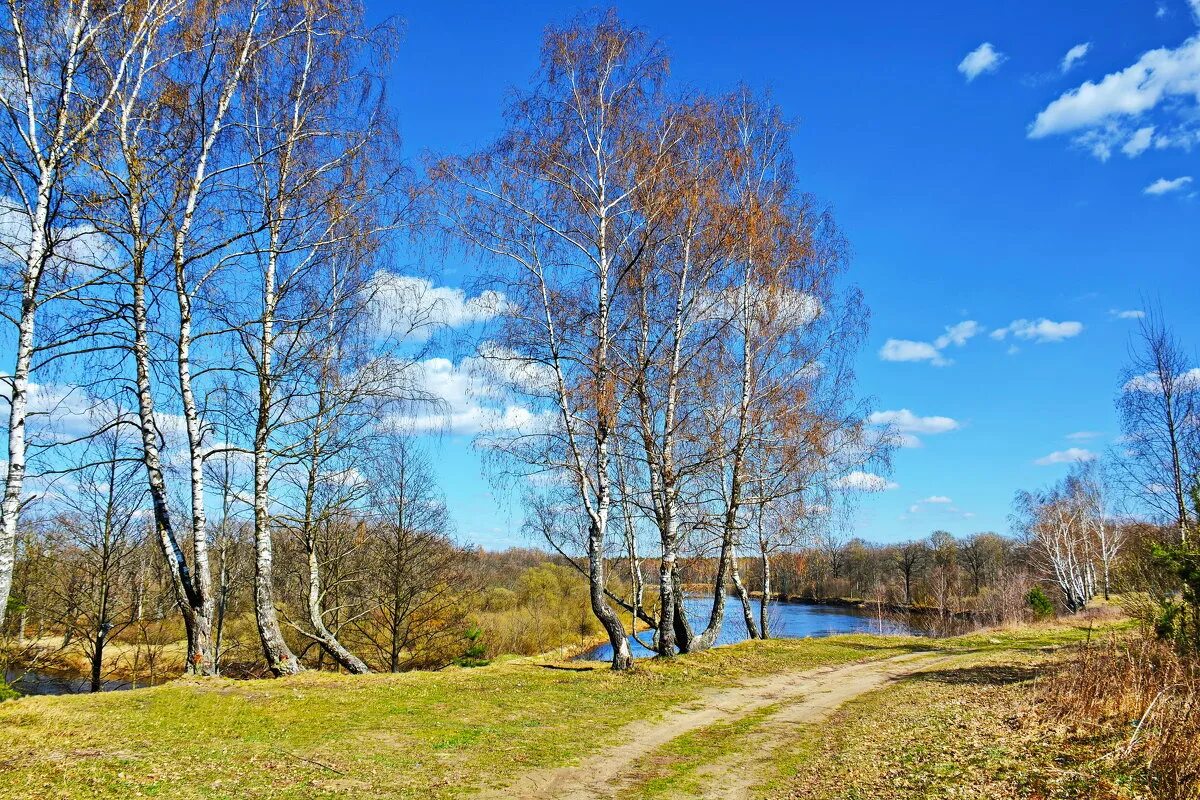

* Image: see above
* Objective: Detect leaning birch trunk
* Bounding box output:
[0,5,95,629]
[131,254,215,672]
[590,273,633,670]
[119,111,217,673]
[731,550,760,640]
[439,13,659,671]
[0,291,38,631]
[555,160,631,669]
[162,1,263,672]
[3,6,60,630]
[297,377,369,674]
[305,541,369,673]
[589,513,633,670]
[687,528,733,652]
[162,3,261,674]
[688,228,756,652]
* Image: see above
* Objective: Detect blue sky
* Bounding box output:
[371,0,1200,548]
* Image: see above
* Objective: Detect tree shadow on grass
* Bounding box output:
[535,663,601,671]
[910,664,1042,687]
[829,640,937,654]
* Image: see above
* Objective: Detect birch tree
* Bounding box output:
[619,97,723,656]
[684,90,869,652]
[1016,476,1097,613]
[435,11,678,670]
[231,0,401,675]
[278,261,420,674]
[0,0,164,632]
[1077,462,1122,600]
[84,0,268,675]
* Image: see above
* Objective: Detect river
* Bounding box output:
[4,668,154,696]
[579,597,920,661]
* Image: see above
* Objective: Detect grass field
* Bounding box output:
[0,622,1138,800]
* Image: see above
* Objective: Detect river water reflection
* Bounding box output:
[579,598,921,661]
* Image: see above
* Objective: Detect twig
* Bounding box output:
[1124,684,1183,757]
[270,747,347,776]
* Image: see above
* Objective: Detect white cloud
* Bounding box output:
[700,285,822,329]
[835,471,899,492]
[869,408,960,436]
[1124,367,1200,393]
[389,353,551,436]
[934,320,983,348]
[1144,176,1193,195]
[909,495,971,518]
[0,197,116,284]
[1122,125,1156,157]
[879,339,945,366]
[959,42,1006,81]
[879,320,982,367]
[369,272,506,341]
[1061,42,1092,73]
[1029,35,1200,158]
[990,318,1083,343]
[1066,431,1102,441]
[1109,309,1145,320]
[869,408,960,448]
[1035,447,1098,465]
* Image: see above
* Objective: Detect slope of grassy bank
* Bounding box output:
[0,624,1123,800]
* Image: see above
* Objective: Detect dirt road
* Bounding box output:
[480,650,951,799]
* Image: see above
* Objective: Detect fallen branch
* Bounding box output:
[270,748,347,775]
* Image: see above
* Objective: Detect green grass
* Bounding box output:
[0,622,1120,800]
[0,635,925,800]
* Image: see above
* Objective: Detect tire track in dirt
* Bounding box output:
[685,654,958,799]
[478,650,949,800]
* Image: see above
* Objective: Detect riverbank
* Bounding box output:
[758,593,988,621]
[2,632,187,692]
[0,620,1142,799]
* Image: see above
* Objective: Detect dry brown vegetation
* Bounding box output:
[1040,635,1200,800]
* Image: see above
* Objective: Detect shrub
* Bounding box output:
[1150,543,1200,653]
[1026,586,1054,619]
[470,563,605,657]
[455,626,489,668]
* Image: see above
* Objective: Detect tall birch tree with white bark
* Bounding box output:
[435,11,680,670]
[0,0,166,633]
